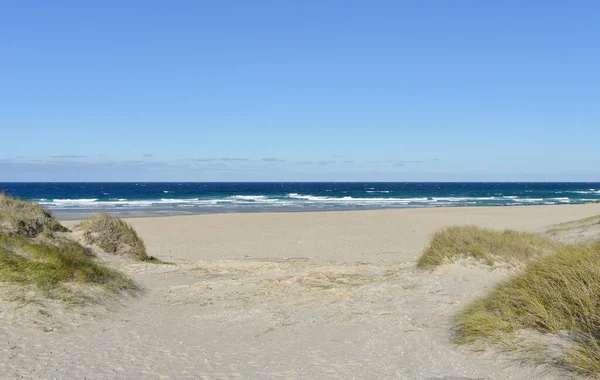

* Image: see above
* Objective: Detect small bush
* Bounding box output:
[0,193,68,238]
[417,226,559,269]
[455,242,600,376]
[77,214,150,261]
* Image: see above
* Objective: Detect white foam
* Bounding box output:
[225,195,282,203]
[50,198,98,204]
[35,192,586,210]
[287,194,431,204]
[431,197,496,202]
[159,198,198,203]
[286,193,330,201]
[229,195,269,201]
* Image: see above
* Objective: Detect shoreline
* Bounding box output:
[56,201,600,222]
[62,203,600,264]
[5,182,599,219]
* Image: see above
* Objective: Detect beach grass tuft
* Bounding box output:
[454,242,600,376]
[546,215,600,235]
[0,233,136,299]
[0,193,68,238]
[77,213,153,261]
[417,225,559,269]
[0,195,137,303]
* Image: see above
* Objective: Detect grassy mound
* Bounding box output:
[417,226,559,269]
[0,196,136,303]
[0,233,135,300]
[77,214,150,261]
[455,242,600,376]
[0,193,68,237]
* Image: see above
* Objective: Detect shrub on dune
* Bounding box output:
[76,213,151,261]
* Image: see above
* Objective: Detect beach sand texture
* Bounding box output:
[2,204,599,379]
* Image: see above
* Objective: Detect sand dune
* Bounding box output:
[2,204,599,379]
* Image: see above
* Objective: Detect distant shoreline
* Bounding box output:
[56,202,600,221]
[3,182,598,219]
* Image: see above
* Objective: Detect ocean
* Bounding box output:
[1,182,599,217]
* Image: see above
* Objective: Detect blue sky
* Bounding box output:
[1,1,599,181]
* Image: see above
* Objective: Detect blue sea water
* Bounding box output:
[1,182,599,216]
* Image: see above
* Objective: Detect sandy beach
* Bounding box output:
[2,204,599,379]
[4,0,598,377]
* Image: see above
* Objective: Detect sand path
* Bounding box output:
[2,204,599,379]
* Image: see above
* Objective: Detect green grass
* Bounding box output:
[0,194,137,304]
[454,242,600,376]
[0,193,68,237]
[0,232,136,301]
[417,224,600,375]
[417,225,559,269]
[77,214,152,261]
[565,335,600,376]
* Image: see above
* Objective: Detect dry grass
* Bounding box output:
[547,215,600,235]
[546,215,600,245]
[417,225,559,269]
[0,193,68,237]
[77,214,152,261]
[418,224,600,375]
[455,242,600,376]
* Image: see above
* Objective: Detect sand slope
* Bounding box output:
[2,204,599,379]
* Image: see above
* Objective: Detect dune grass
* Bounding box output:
[565,336,600,376]
[0,233,135,298]
[454,242,600,376]
[0,193,68,237]
[77,213,155,261]
[417,224,600,375]
[0,195,137,303]
[547,215,600,235]
[417,225,559,269]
